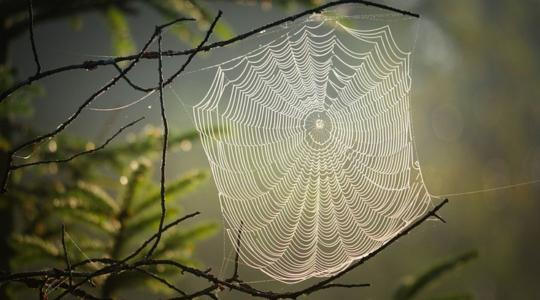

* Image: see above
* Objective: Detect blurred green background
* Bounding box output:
[2,0,540,299]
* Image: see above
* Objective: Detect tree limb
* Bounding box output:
[1,200,448,299]
[145,10,222,259]
[10,117,144,170]
[0,0,419,104]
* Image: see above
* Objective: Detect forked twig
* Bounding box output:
[10,117,144,170]
[145,10,222,260]
[0,0,419,104]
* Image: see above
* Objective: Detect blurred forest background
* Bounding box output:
[1,0,540,299]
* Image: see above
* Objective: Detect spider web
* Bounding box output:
[190,15,431,283]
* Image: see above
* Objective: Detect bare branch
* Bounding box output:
[27,0,41,76]
[169,285,218,300]
[113,63,153,92]
[1,269,91,281]
[10,117,144,170]
[0,15,193,192]
[314,283,371,291]
[1,199,448,299]
[145,25,168,261]
[433,213,447,223]
[50,212,201,299]
[0,0,419,104]
[69,212,201,269]
[61,224,72,288]
[145,10,222,259]
[134,267,187,296]
[227,221,243,283]
[123,212,201,263]
[282,199,450,299]
[14,277,104,300]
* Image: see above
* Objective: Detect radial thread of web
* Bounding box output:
[192,17,431,283]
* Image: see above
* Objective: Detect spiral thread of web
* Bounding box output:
[193,19,431,283]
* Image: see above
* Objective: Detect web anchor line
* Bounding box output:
[431,179,540,199]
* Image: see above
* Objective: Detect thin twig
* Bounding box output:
[1,269,90,281]
[0,17,193,193]
[113,63,153,92]
[134,267,187,296]
[281,199,450,299]
[123,212,201,263]
[1,199,448,299]
[61,224,72,288]
[228,221,243,283]
[145,10,222,259]
[169,284,218,300]
[14,277,105,300]
[145,27,168,260]
[27,0,41,76]
[162,10,222,87]
[10,117,144,170]
[433,213,447,223]
[0,0,419,104]
[68,212,200,268]
[313,283,371,291]
[52,212,201,299]
[39,278,47,300]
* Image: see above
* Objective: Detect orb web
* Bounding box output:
[192,17,431,283]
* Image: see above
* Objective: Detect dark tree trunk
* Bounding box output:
[0,20,14,300]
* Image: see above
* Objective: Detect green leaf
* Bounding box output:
[393,251,478,300]
[74,181,120,214]
[10,234,60,258]
[54,207,119,235]
[104,6,136,58]
[144,0,234,45]
[134,170,208,212]
[9,234,61,266]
